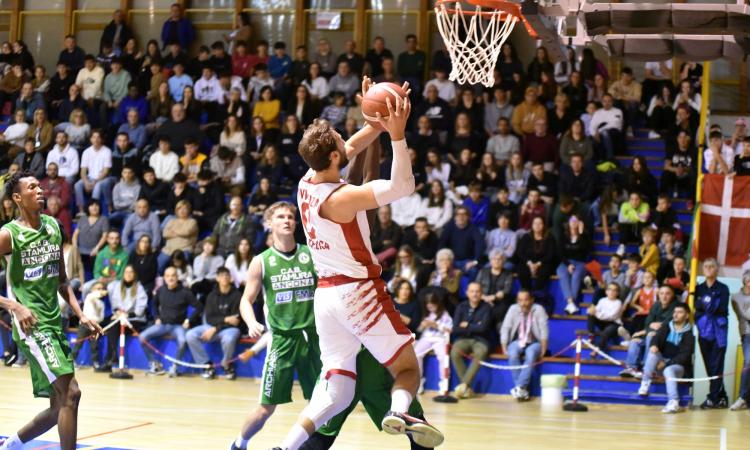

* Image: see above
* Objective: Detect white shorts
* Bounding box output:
[314,277,414,380]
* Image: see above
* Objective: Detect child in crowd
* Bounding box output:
[70,281,107,366]
[623,253,645,304]
[463,182,490,229]
[319,91,348,129]
[734,136,750,176]
[593,254,627,305]
[657,228,683,274]
[587,282,624,356]
[413,293,453,394]
[486,213,517,266]
[639,228,659,276]
[518,188,546,231]
[626,270,657,335]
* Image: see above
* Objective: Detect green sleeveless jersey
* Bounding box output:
[260,244,316,332]
[2,215,63,338]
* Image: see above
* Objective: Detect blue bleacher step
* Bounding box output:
[563,389,693,407]
[627,137,665,148]
[627,147,665,158]
[616,155,662,169]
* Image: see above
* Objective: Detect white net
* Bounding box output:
[435,2,518,87]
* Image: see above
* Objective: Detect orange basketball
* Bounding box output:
[361,82,408,132]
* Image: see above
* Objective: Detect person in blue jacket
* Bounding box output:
[161,3,195,50]
[694,258,730,409]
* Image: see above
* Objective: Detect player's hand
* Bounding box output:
[246,319,265,339]
[13,304,37,334]
[79,314,103,338]
[201,327,217,342]
[374,94,411,141]
[359,76,374,100]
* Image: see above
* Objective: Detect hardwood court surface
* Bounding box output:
[0,368,744,449]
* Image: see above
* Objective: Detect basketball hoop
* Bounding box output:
[435,0,530,87]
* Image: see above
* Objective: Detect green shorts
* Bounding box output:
[16,328,74,398]
[260,328,322,405]
[318,349,425,436]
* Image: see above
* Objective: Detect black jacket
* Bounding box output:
[138,179,170,213]
[100,21,133,53]
[205,285,241,331]
[403,229,439,263]
[651,320,695,372]
[154,285,202,325]
[558,165,596,203]
[452,301,493,347]
[557,232,592,263]
[193,180,225,226]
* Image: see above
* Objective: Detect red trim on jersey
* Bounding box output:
[325,369,357,380]
[340,218,381,279]
[318,274,375,287]
[383,336,416,367]
[371,279,412,336]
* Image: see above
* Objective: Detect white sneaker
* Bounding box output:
[454,383,467,398]
[730,398,748,411]
[616,244,626,256]
[617,326,631,341]
[517,387,530,402]
[638,380,651,397]
[510,386,519,399]
[648,131,661,139]
[565,302,578,315]
[583,276,593,290]
[662,399,681,414]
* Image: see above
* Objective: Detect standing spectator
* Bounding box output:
[213,196,257,257]
[608,67,642,136]
[637,303,695,414]
[438,206,485,275]
[336,40,364,76]
[694,258,730,409]
[122,198,161,253]
[46,131,79,185]
[587,283,624,355]
[149,137,180,182]
[501,290,549,401]
[161,3,195,50]
[450,282,493,399]
[397,34,426,96]
[224,11,252,54]
[40,163,72,207]
[100,9,132,54]
[186,267,242,379]
[557,216,592,315]
[72,201,109,270]
[515,217,556,294]
[140,266,202,376]
[511,87,547,136]
[527,47,553,84]
[365,36,393,79]
[589,94,623,161]
[74,130,114,215]
[730,271,750,410]
[477,249,514,327]
[495,43,521,89]
[59,35,86,73]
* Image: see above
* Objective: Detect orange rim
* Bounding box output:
[434,0,538,38]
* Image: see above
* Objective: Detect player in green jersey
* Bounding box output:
[0,172,102,450]
[231,201,321,450]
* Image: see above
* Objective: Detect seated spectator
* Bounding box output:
[429,248,463,308]
[388,245,419,292]
[165,172,197,218]
[563,71,588,115]
[548,93,573,138]
[485,117,519,166]
[139,167,170,217]
[26,108,54,154]
[63,108,91,151]
[191,237,225,300]
[558,153,596,204]
[511,87,546,136]
[328,60,358,99]
[320,92,348,130]
[589,94,623,160]
[450,282,493,399]
[168,62,193,102]
[96,265,149,372]
[705,130,733,175]
[557,216,592,315]
[186,267,241,380]
[424,67,456,104]
[438,206,485,276]
[44,132,79,186]
[608,67,641,136]
[414,85,452,132]
[213,196,257,257]
[673,79,701,114]
[551,194,590,242]
[637,303,695,414]
[646,85,675,139]
[122,198,161,253]
[592,185,624,247]
[455,88,483,131]
[158,200,199,272]
[390,190,423,228]
[129,234,158,295]
[111,132,140,178]
[150,136,180,183]
[639,228,660,276]
[500,290,549,402]
[193,170,225,232]
[219,115,246,157]
[254,147,283,189]
[661,130,695,199]
[450,149,475,189]
[414,293,453,393]
[139,266,202,377]
[371,205,403,266]
[463,183,489,228]
[651,194,681,235]
[694,258,730,409]
[118,84,149,126]
[253,86,281,130]
[734,137,750,176]
[618,192,650,249]
[153,104,203,155]
[518,189,547,232]
[72,201,109,270]
[0,109,30,164]
[484,86,513,136]
[225,238,252,289]
[477,249,514,327]
[623,253,645,302]
[625,270,657,333]
[181,139,208,184]
[247,177,278,217]
[730,272,750,411]
[44,195,71,237]
[403,217,439,265]
[74,130,114,216]
[209,41,232,74]
[392,279,421,334]
[13,138,45,181]
[580,101,597,136]
[486,214,516,264]
[0,62,24,108]
[149,81,174,125]
[660,256,690,300]
[515,217,556,294]
[15,82,45,122]
[425,148,451,190]
[587,282,624,355]
[625,156,658,205]
[104,57,131,122]
[621,284,678,377]
[505,152,529,204]
[40,163,72,207]
[420,180,453,231]
[109,165,141,228]
[83,230,128,297]
[521,119,558,172]
[559,119,594,166]
[210,145,245,195]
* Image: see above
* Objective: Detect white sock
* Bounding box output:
[279,424,309,450]
[0,434,22,450]
[391,389,413,414]
[234,436,248,449]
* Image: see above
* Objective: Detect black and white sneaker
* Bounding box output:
[381,411,444,447]
[3,352,17,367]
[223,364,237,380]
[147,362,165,375]
[202,367,216,379]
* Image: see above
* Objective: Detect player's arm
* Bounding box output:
[239,255,264,338]
[320,95,414,223]
[58,241,103,337]
[0,229,38,333]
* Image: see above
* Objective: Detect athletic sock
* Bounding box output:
[279,424,309,450]
[0,434,23,450]
[391,389,413,414]
[233,436,249,449]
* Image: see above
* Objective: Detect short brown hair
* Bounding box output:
[298,119,339,171]
[264,201,297,224]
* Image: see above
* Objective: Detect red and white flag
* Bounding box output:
[698,174,750,266]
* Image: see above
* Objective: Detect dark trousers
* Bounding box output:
[698,337,728,403]
[660,171,695,199]
[587,316,619,353]
[619,222,647,245]
[517,262,553,293]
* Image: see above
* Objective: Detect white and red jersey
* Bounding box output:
[297,169,382,283]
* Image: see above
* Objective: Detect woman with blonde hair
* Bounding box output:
[64,108,91,150]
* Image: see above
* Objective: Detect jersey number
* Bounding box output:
[300,201,316,239]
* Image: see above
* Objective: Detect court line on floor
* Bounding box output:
[31,422,153,450]
[720,427,727,450]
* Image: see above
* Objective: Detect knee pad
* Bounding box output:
[305,374,356,429]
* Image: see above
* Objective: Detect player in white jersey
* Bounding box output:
[275,79,443,450]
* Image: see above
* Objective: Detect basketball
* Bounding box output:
[362,82,408,131]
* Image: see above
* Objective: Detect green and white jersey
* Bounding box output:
[2,215,63,339]
[260,244,316,332]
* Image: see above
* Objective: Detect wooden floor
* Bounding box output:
[0,367,745,450]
